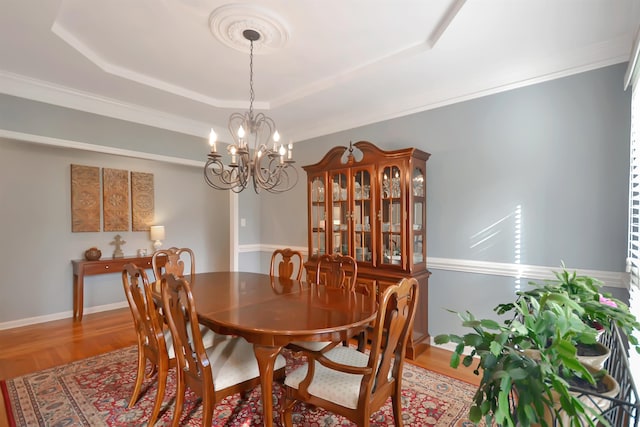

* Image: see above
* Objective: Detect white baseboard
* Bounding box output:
[0,301,128,330]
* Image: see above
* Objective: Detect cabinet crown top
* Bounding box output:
[303,141,430,172]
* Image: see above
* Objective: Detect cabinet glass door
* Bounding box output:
[330,172,349,255]
[412,167,425,264]
[310,176,326,257]
[380,165,403,267]
[352,167,373,263]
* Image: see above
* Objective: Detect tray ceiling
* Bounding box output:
[0,0,638,145]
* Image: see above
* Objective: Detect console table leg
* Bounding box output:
[73,274,84,321]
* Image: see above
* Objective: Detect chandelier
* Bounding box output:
[204,29,298,194]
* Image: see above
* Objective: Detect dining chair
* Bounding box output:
[121,263,175,426]
[281,277,419,427]
[160,273,287,427]
[269,247,304,280]
[287,253,359,353]
[315,253,357,290]
[151,247,195,283]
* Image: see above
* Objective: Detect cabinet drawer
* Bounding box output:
[83,262,125,275]
[81,258,153,275]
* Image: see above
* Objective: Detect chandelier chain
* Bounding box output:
[248,39,255,122]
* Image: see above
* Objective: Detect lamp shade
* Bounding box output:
[149,225,165,241]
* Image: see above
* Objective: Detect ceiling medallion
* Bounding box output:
[208,4,290,54]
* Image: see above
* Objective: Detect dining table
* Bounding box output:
[186,271,378,427]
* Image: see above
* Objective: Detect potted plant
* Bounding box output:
[435,289,618,427]
[519,264,640,355]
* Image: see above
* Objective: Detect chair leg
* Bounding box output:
[281,397,296,427]
[171,370,186,427]
[201,389,214,427]
[128,346,146,407]
[391,387,403,427]
[356,330,367,352]
[148,360,168,426]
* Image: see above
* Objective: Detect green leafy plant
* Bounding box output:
[518,264,640,354]
[435,289,612,427]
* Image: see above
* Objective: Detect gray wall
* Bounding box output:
[0,133,229,324]
[0,64,631,339]
[268,63,631,337]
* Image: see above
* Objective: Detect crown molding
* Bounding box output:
[0,70,210,138]
[0,129,203,167]
[0,52,630,144]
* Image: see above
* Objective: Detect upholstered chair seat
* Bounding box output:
[284,346,370,409]
[206,333,286,391]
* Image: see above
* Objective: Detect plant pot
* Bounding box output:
[524,342,610,370]
[534,363,620,427]
[576,342,610,370]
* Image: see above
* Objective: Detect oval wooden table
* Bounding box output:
[188,271,377,427]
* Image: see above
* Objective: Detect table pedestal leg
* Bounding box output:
[253,344,282,427]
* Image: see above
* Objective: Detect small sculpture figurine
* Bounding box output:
[110,234,126,259]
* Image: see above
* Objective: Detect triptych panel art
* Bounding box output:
[70,164,154,233]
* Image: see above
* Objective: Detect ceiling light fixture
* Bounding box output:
[204,29,297,194]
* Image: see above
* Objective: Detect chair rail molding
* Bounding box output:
[428,257,628,288]
[238,246,628,288]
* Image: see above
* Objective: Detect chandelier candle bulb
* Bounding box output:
[288,143,293,160]
[230,146,237,164]
[209,129,217,153]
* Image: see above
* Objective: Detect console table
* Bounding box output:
[71,255,165,321]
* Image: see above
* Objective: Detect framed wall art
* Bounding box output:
[131,171,154,231]
[70,164,101,232]
[102,168,130,231]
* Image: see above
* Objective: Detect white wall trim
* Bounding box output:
[428,257,628,288]
[238,245,629,288]
[0,301,128,331]
[0,70,210,138]
[0,129,203,167]
[1,253,628,330]
[238,243,308,254]
[230,192,239,271]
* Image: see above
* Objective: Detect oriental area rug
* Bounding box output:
[1,346,480,426]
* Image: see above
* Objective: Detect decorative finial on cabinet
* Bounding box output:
[341,141,363,164]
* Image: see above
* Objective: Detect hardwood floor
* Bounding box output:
[0,308,480,426]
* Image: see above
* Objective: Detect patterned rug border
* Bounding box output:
[1,345,480,426]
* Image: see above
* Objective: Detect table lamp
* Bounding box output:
[149,225,165,251]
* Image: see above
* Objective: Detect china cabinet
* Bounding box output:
[303,141,430,359]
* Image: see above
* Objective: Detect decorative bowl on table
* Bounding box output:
[84,247,102,261]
